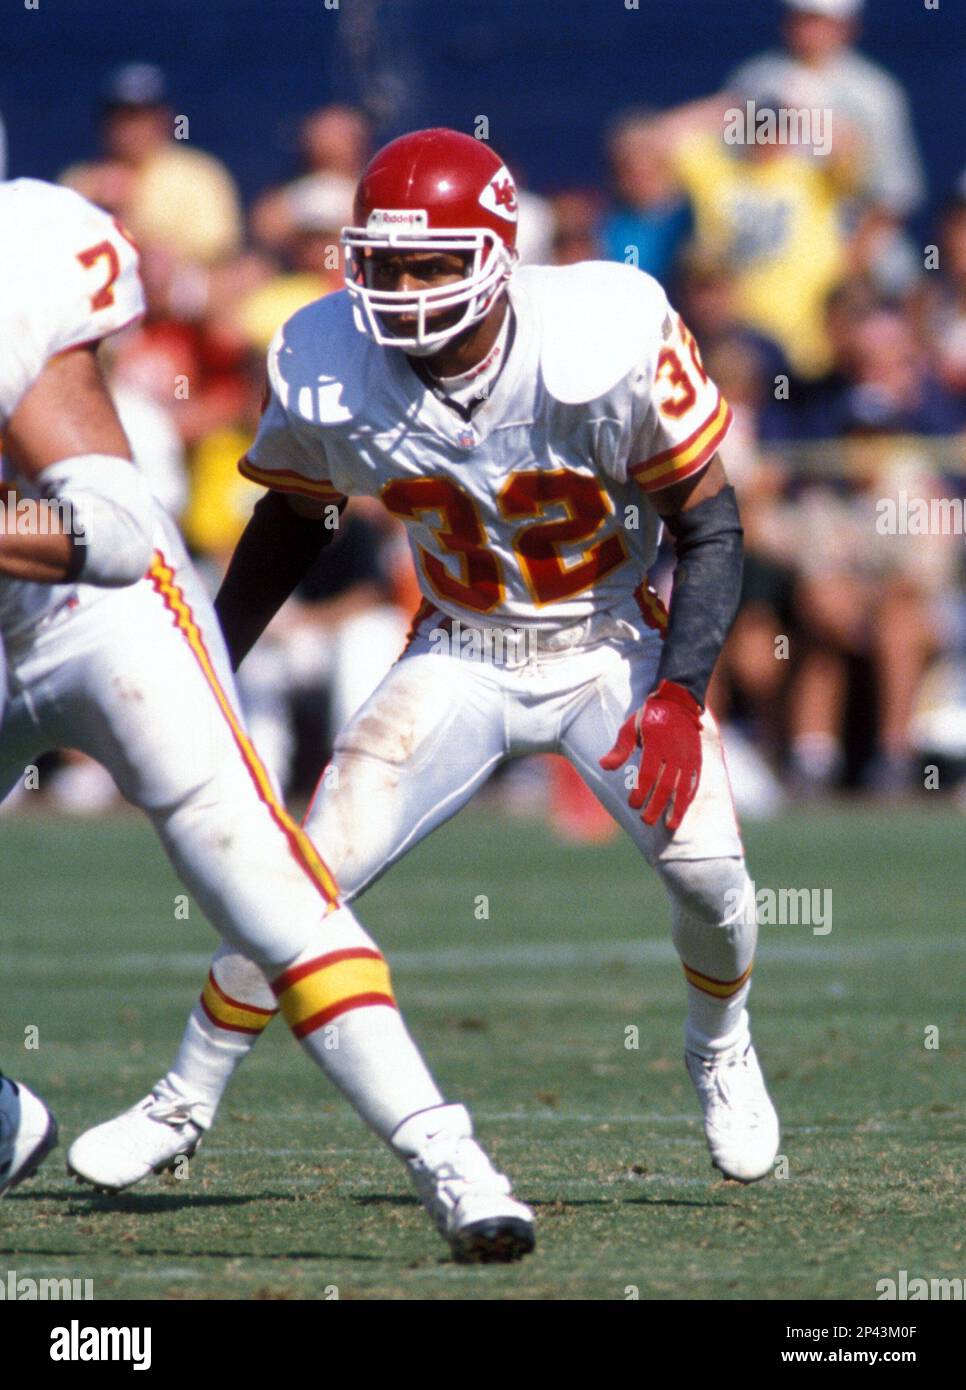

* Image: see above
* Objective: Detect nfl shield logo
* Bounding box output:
[457,428,476,449]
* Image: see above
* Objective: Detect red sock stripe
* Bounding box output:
[682,960,754,999]
[272,947,383,997]
[206,970,276,1017]
[198,993,266,1035]
[292,993,396,1039]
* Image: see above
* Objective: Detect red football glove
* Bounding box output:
[599,679,703,831]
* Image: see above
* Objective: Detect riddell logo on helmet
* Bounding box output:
[478,164,518,222]
[367,208,429,232]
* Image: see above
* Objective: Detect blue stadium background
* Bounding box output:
[2,0,963,229]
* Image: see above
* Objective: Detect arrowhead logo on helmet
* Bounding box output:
[479,165,518,222]
[341,128,519,357]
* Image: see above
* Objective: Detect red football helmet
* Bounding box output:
[342,128,519,355]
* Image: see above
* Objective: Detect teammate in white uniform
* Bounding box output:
[0,178,533,1263]
[74,130,780,1202]
[0,178,154,1196]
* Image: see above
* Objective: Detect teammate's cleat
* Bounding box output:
[686,1032,780,1183]
[67,1086,204,1192]
[0,1074,59,1196]
[392,1104,535,1263]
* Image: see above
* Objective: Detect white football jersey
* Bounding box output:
[242,261,732,633]
[0,179,143,425]
[0,179,146,646]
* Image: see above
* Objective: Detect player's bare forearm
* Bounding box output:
[1,345,153,586]
[215,486,346,670]
[647,454,744,708]
[650,454,730,520]
[3,344,131,479]
[0,490,77,581]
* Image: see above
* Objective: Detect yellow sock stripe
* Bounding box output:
[200,974,277,1035]
[682,960,753,999]
[274,949,395,1038]
[148,552,341,908]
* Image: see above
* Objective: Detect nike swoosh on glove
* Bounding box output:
[599,679,703,832]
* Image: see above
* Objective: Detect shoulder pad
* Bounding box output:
[512,261,668,405]
[269,290,373,426]
[0,179,119,255]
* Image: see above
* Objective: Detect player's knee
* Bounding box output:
[209,943,276,1013]
[658,856,754,927]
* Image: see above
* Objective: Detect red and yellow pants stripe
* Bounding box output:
[148,551,341,910]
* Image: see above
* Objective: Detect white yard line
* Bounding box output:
[7,937,963,978]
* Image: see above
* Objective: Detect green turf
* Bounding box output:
[1,804,963,1300]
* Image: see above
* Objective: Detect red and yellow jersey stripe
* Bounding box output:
[238,455,347,504]
[630,395,732,495]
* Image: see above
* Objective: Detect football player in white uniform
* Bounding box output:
[74,129,780,1205]
[0,178,533,1263]
[0,178,154,1196]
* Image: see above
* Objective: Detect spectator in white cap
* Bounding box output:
[727,0,926,292]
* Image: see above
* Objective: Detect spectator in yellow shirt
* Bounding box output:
[62,63,243,267]
[647,88,859,377]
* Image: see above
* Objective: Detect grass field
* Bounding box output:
[1,803,963,1301]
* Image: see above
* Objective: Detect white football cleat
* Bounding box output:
[0,1074,58,1196]
[392,1104,535,1263]
[686,1029,780,1183]
[67,1085,204,1192]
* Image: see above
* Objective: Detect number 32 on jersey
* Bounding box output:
[381,469,629,613]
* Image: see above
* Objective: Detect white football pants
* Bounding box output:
[0,536,347,974]
[165,602,755,1062]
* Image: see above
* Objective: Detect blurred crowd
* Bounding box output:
[6,0,966,823]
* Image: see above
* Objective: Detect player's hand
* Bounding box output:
[599,679,703,831]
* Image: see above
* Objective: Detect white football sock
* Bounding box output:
[161,946,275,1129]
[271,907,445,1141]
[661,858,758,1055]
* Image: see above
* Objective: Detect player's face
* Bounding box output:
[364,250,471,337]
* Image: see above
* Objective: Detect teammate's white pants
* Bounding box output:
[0,540,454,1137]
[0,544,342,973]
